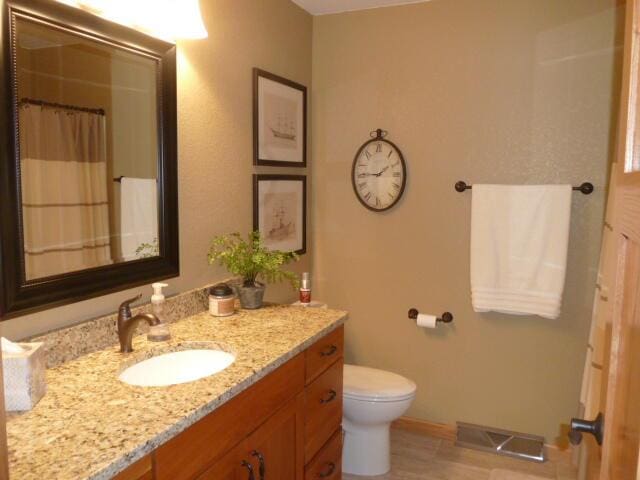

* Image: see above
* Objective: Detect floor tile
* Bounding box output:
[489,469,553,480]
[342,427,577,480]
[435,441,556,479]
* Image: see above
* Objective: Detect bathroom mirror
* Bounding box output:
[0,0,179,318]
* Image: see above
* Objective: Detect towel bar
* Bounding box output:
[454,181,594,195]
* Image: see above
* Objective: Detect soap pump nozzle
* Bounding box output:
[151,282,168,304]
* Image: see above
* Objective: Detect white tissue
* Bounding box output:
[1,337,25,354]
[416,313,437,329]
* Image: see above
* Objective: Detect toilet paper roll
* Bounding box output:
[416,313,437,329]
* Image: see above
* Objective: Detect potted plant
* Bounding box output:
[207,231,299,309]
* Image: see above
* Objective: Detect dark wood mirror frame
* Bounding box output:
[0,0,179,319]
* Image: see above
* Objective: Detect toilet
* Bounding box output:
[342,364,417,476]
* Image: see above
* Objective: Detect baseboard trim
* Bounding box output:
[391,416,573,460]
[392,416,456,441]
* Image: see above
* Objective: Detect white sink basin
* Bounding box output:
[119,349,235,387]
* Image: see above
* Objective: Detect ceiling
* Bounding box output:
[292,0,432,16]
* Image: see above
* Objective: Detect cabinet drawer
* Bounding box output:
[305,326,343,384]
[305,430,342,480]
[155,353,305,480]
[304,358,343,462]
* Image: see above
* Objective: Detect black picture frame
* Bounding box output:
[253,68,307,167]
[253,175,307,255]
[0,0,179,319]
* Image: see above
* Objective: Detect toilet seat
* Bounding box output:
[344,364,416,403]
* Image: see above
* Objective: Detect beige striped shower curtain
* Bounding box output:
[19,104,112,280]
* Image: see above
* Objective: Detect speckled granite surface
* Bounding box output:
[7,304,347,480]
[26,284,212,368]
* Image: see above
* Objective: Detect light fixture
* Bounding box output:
[162,0,208,40]
[56,0,208,42]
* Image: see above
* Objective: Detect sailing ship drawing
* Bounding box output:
[267,203,295,241]
[269,113,296,142]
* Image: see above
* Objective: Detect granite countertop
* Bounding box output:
[6,304,347,480]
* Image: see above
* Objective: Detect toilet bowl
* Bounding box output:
[342,364,416,476]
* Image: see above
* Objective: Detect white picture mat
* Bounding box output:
[258,77,304,164]
[258,180,304,252]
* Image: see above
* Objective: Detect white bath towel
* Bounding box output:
[470,184,572,319]
[120,178,158,261]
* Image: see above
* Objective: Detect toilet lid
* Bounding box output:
[343,364,416,402]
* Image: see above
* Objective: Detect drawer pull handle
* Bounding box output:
[251,450,265,480]
[241,460,256,480]
[320,389,337,404]
[318,461,336,478]
[320,345,338,357]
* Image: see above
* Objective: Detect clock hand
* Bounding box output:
[376,166,390,176]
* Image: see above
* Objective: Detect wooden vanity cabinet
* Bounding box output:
[112,456,153,480]
[198,394,304,480]
[151,326,344,480]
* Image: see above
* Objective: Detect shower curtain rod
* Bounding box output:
[19,98,105,116]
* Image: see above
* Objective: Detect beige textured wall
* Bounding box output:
[311,0,623,441]
[4,0,312,339]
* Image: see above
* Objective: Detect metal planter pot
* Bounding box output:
[235,281,266,309]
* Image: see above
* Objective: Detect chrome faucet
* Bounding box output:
[117,294,160,353]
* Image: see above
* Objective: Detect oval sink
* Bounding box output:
[119,349,235,387]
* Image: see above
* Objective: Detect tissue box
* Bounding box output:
[2,342,46,411]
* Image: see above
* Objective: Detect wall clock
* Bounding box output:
[351,129,407,212]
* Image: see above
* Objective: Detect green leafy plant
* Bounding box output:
[207,231,299,288]
[135,237,159,258]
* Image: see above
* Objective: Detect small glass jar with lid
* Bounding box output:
[209,283,235,317]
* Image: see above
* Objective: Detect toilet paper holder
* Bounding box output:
[408,308,454,324]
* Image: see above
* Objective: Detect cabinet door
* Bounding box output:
[198,441,253,480]
[113,455,153,480]
[244,393,305,480]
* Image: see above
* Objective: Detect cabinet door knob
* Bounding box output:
[241,460,256,480]
[320,389,337,404]
[318,461,336,478]
[569,412,604,446]
[320,345,337,357]
[251,450,265,480]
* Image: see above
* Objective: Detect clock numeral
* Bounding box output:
[393,172,401,177]
[358,182,367,189]
[364,192,372,201]
[376,143,382,153]
[375,196,381,207]
[388,150,394,158]
[388,192,394,200]
[364,150,372,160]
[392,161,400,167]
[358,173,367,178]
[393,183,400,190]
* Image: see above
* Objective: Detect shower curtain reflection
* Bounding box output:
[19,103,113,280]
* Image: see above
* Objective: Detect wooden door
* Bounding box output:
[243,393,305,480]
[578,0,640,477]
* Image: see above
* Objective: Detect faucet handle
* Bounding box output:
[118,294,142,319]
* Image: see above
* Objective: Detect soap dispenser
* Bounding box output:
[148,282,171,342]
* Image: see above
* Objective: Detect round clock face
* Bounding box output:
[351,137,407,211]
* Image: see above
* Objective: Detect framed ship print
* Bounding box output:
[253,175,306,254]
[253,68,307,167]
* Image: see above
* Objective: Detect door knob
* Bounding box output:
[569,412,604,446]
